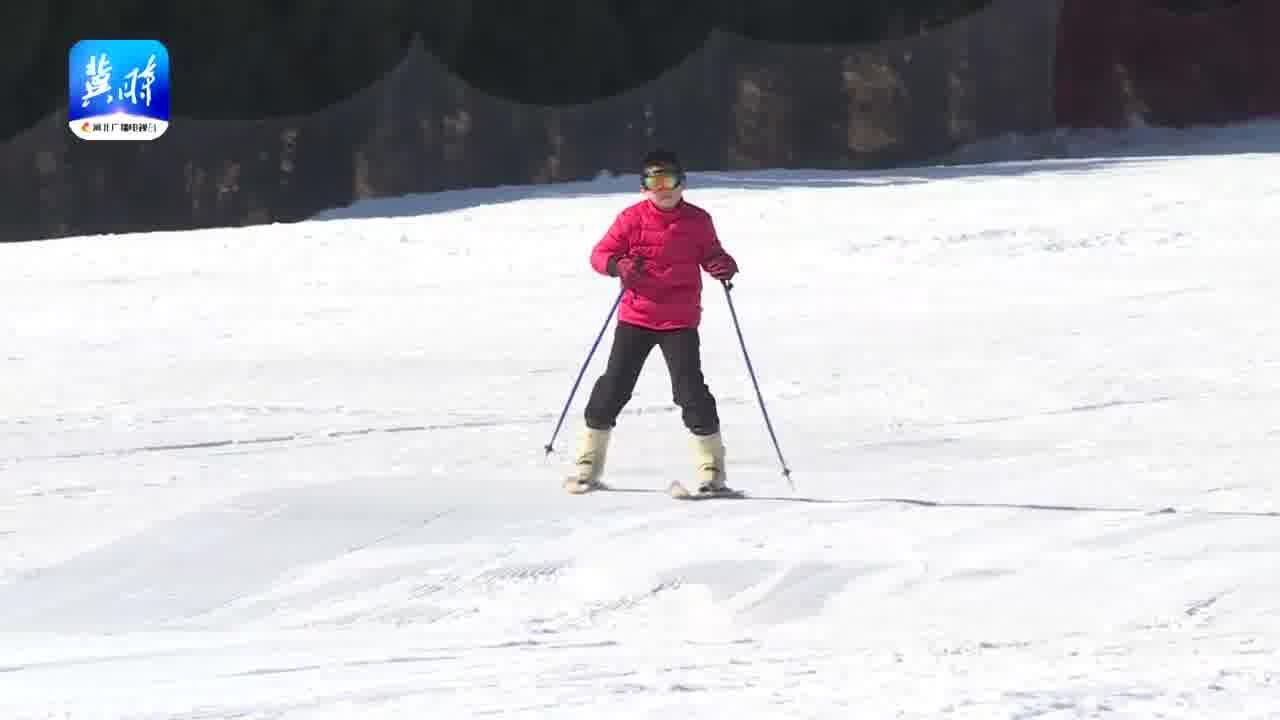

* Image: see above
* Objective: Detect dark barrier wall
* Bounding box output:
[7,0,1278,244]
[0,0,1059,243]
[1054,0,1280,129]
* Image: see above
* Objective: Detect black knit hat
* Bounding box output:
[642,148,682,173]
[641,148,685,189]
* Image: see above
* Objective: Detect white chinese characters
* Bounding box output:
[81,53,113,107]
[120,54,157,106]
[80,53,158,108]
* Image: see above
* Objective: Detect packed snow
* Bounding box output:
[2,124,1279,718]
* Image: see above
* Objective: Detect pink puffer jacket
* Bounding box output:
[590,199,735,331]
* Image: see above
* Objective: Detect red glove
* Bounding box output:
[704,253,738,281]
[608,255,646,288]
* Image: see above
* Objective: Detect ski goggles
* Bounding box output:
[642,167,685,191]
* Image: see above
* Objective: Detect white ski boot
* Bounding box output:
[669,431,742,499]
[564,427,611,494]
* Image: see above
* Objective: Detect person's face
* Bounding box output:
[642,168,684,209]
[645,185,683,209]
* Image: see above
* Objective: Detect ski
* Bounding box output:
[563,477,606,495]
[564,478,745,499]
[667,481,746,500]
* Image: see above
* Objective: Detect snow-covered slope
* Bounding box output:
[2,130,1279,717]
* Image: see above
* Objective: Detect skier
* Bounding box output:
[565,149,740,496]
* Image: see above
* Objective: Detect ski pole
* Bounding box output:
[721,279,794,490]
[544,288,625,456]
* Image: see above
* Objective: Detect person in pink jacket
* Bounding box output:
[565,149,740,497]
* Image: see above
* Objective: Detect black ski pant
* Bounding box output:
[584,321,720,436]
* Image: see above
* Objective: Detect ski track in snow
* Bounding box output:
[2,136,1280,717]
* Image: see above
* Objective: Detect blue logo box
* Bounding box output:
[69,39,170,141]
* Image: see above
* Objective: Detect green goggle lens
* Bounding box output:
[642,172,683,191]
